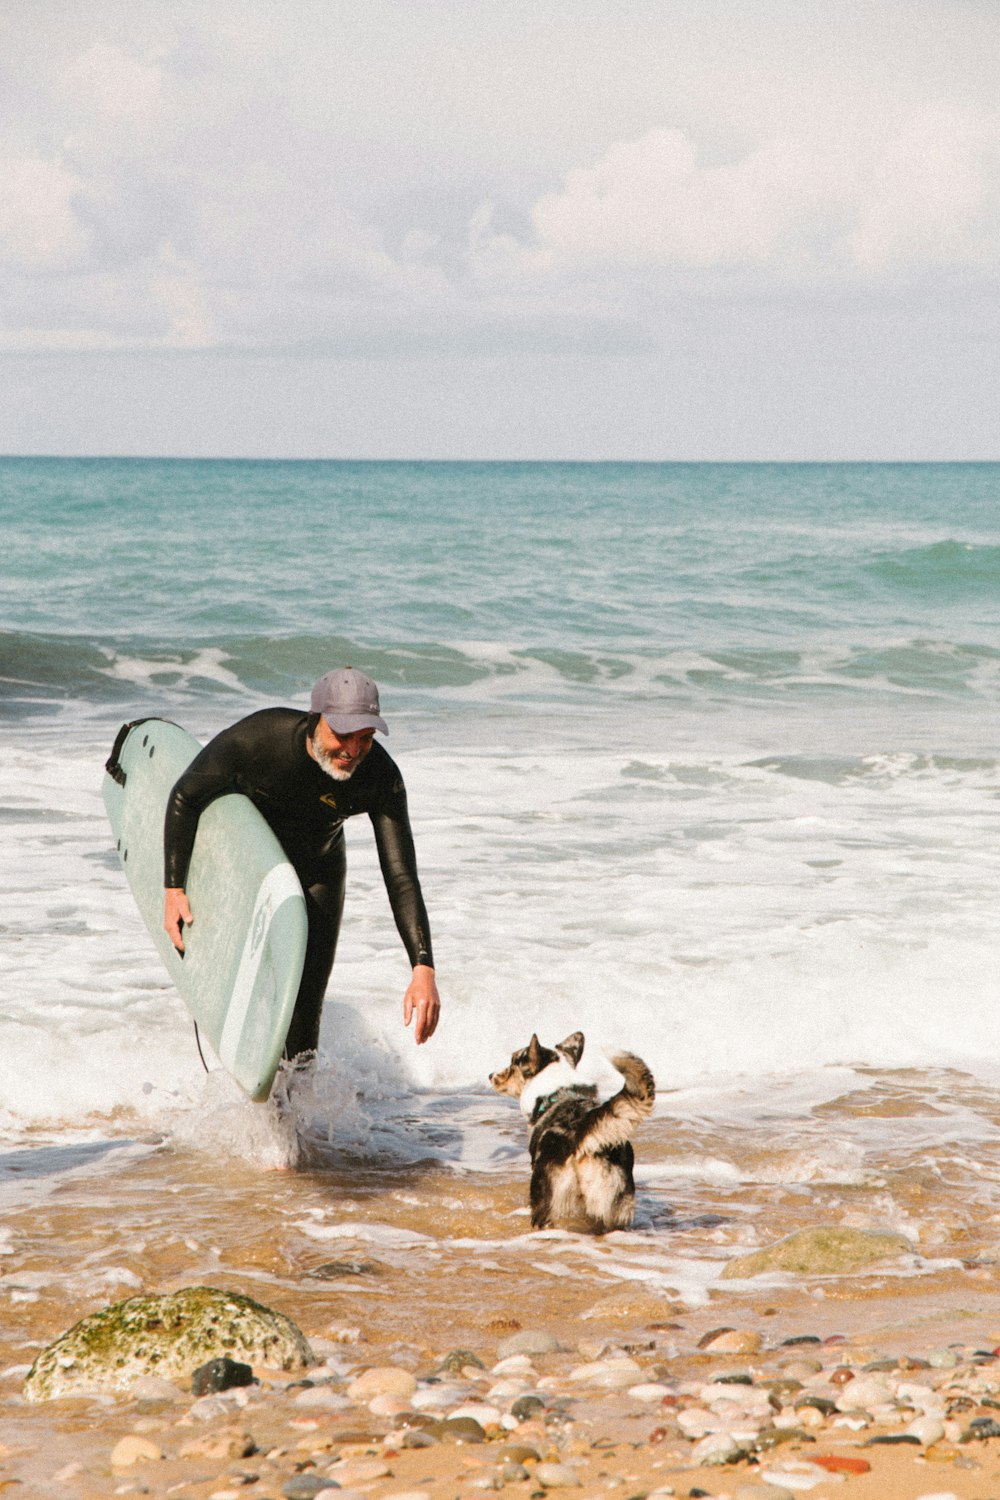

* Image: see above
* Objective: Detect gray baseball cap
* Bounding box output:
[310,667,388,735]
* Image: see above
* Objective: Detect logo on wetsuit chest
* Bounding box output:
[319,793,340,811]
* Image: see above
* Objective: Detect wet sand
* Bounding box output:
[5,1072,1000,1498]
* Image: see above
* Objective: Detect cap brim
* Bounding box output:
[321,712,388,735]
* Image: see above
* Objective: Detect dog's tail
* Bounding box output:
[610,1052,656,1122]
[583,1052,655,1152]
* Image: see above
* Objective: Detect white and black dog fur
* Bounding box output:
[490,1031,655,1233]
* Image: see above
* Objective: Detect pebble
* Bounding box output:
[812,1456,871,1475]
[510,1394,546,1420]
[325,1458,392,1484]
[534,1461,582,1487]
[492,1354,537,1375]
[431,1416,486,1443]
[401,1429,437,1449]
[488,1376,534,1399]
[833,1372,893,1410]
[282,1477,338,1500]
[369,1392,416,1415]
[677,1407,720,1438]
[567,1357,642,1388]
[791,1404,825,1429]
[907,1414,946,1444]
[188,1393,240,1421]
[496,1330,561,1359]
[759,1461,840,1490]
[781,1358,824,1378]
[294,1385,353,1410]
[447,1401,502,1426]
[625,1381,671,1401]
[178,1427,256,1461]
[896,1379,944,1414]
[347,1366,418,1400]
[410,1382,466,1410]
[110,1434,164,1468]
[703,1382,775,1417]
[498,1442,541,1463]
[690,1430,745,1464]
[700,1328,763,1355]
[192,1356,256,1396]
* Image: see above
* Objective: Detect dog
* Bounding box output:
[490,1030,655,1233]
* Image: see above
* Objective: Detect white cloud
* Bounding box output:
[0,156,90,270]
[3,1,1000,361]
[528,129,826,271]
[511,111,1000,279]
[59,41,162,119]
[848,106,1000,271]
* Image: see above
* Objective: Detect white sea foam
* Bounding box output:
[104,645,247,697]
[2,717,999,1158]
[294,1220,435,1249]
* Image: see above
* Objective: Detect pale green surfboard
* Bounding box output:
[102,719,308,1101]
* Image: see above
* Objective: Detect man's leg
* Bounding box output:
[283,843,346,1062]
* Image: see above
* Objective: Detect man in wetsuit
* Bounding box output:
[162,668,440,1061]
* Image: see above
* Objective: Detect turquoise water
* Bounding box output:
[3,459,998,749]
[0,457,998,1126]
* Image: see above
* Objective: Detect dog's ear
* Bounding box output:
[556,1031,584,1066]
[527,1034,544,1069]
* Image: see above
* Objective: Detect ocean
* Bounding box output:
[2,459,1000,1460]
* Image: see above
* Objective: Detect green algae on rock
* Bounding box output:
[23,1285,313,1402]
[721,1226,914,1280]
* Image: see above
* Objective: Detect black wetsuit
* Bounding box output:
[163,708,433,1060]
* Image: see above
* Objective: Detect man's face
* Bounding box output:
[311,719,375,781]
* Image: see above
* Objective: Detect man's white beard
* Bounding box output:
[312,740,356,782]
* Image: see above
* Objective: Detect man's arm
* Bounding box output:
[162,727,250,952]
[370,782,440,1045]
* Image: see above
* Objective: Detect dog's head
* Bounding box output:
[489,1030,585,1098]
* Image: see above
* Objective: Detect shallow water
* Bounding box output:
[6,1064,1000,1391]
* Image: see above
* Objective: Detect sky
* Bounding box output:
[1,0,999,460]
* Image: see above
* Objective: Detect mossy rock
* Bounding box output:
[721,1226,914,1280]
[23,1285,313,1402]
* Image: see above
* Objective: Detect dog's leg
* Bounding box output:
[530,1159,554,1228]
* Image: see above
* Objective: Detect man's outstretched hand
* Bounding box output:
[404,964,440,1044]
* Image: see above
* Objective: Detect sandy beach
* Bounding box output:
[5,1097,1000,1500]
[6,1264,1000,1500]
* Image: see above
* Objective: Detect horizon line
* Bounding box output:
[2,453,998,466]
